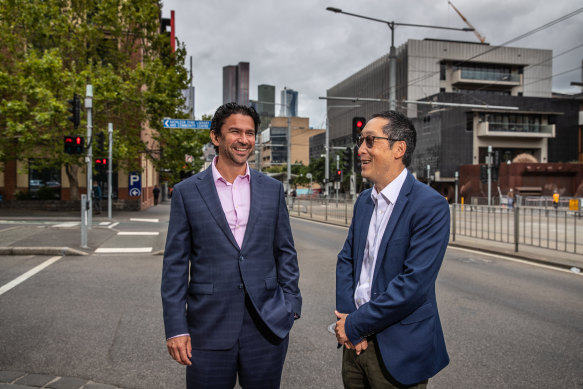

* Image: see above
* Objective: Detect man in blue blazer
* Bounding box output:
[161,103,301,389]
[335,111,449,388]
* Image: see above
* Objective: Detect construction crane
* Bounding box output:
[448,1,486,43]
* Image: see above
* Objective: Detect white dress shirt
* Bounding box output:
[354,168,408,309]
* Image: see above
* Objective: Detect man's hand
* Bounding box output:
[166,335,192,366]
[335,311,368,355]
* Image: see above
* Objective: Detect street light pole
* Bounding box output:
[326,7,472,111]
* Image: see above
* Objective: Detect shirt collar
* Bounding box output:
[371,168,408,206]
[211,156,250,184]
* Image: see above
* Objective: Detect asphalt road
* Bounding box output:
[0,217,582,388]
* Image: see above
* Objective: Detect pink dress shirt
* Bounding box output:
[211,157,251,249]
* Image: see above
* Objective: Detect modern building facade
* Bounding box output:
[280,87,298,117]
[248,117,324,170]
[325,38,579,191]
[222,61,249,105]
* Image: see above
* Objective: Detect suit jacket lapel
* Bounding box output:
[373,172,414,279]
[195,166,239,250]
[354,192,375,283]
[240,169,261,251]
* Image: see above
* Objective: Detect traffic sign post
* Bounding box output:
[163,119,211,129]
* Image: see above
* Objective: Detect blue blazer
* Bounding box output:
[336,171,449,385]
[161,166,302,350]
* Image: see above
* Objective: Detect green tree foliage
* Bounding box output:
[0,0,189,199]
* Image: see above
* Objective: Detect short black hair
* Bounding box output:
[371,110,416,167]
[210,102,260,153]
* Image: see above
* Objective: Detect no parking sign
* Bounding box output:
[129,172,141,197]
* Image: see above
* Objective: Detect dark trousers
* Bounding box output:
[186,296,289,389]
[342,337,428,389]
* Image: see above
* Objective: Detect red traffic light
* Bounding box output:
[64,135,84,154]
[337,170,341,175]
[355,120,364,128]
[95,158,107,165]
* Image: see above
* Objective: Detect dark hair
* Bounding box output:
[210,102,260,153]
[371,110,416,167]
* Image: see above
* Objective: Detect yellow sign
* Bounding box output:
[569,199,579,211]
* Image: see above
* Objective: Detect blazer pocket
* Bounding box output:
[188,282,214,295]
[265,277,278,290]
[401,303,434,324]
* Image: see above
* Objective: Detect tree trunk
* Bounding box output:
[65,164,80,200]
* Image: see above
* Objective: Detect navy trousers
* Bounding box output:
[186,295,289,389]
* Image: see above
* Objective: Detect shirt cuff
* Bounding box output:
[167,333,189,341]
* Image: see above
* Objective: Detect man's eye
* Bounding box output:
[246,132,255,137]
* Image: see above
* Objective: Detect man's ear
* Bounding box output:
[210,130,220,147]
[394,140,406,160]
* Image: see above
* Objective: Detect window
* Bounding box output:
[28,160,61,200]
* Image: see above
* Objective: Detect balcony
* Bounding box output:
[452,69,521,87]
[477,121,555,138]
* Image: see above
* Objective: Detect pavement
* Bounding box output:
[0,200,581,388]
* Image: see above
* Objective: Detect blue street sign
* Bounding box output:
[162,119,211,129]
[128,172,141,197]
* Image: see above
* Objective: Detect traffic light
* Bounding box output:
[64,135,84,154]
[353,145,361,174]
[352,117,366,142]
[95,158,108,171]
[96,132,105,152]
[337,169,343,182]
[342,147,352,171]
[67,94,81,129]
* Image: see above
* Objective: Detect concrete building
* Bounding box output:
[325,38,580,192]
[249,117,324,170]
[256,84,276,132]
[222,61,249,105]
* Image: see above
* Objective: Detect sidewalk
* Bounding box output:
[0,370,123,389]
[0,201,171,256]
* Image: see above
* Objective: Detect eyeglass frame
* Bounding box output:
[356,134,402,148]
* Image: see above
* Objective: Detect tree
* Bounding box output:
[0,0,189,200]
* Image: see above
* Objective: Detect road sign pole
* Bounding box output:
[85,85,93,229]
[108,123,113,220]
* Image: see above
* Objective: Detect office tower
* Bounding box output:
[222,62,249,105]
[280,87,298,117]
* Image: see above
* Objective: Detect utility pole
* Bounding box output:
[487,145,492,206]
[85,85,93,229]
[107,123,113,220]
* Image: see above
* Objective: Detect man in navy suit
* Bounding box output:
[161,103,301,389]
[335,111,449,388]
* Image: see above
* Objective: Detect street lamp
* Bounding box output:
[325,7,473,111]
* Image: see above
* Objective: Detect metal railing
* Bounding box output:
[451,203,582,254]
[287,195,582,255]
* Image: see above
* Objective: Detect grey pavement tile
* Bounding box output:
[13,373,55,387]
[46,377,89,389]
[0,371,25,383]
[83,384,118,389]
[0,384,35,389]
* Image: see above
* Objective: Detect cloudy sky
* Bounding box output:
[161,0,583,128]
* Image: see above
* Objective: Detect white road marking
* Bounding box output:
[99,222,111,226]
[117,232,159,236]
[108,222,119,229]
[449,246,583,276]
[53,222,80,228]
[95,247,152,253]
[130,218,159,223]
[0,256,62,296]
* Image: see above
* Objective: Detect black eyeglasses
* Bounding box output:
[356,134,402,148]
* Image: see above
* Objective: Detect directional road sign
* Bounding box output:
[162,119,211,129]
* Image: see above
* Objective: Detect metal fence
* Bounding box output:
[451,203,582,254]
[288,195,583,255]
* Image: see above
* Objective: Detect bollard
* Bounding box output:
[81,194,88,249]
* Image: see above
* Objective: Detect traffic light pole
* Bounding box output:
[487,145,492,206]
[85,85,93,229]
[108,123,113,220]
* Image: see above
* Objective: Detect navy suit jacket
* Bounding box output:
[161,166,302,350]
[336,171,449,385]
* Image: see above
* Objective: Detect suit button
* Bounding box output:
[239,256,244,262]
[239,284,244,289]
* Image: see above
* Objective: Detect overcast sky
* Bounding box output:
[161,0,583,128]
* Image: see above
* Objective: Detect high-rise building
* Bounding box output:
[222,61,249,105]
[258,84,275,116]
[280,87,298,117]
